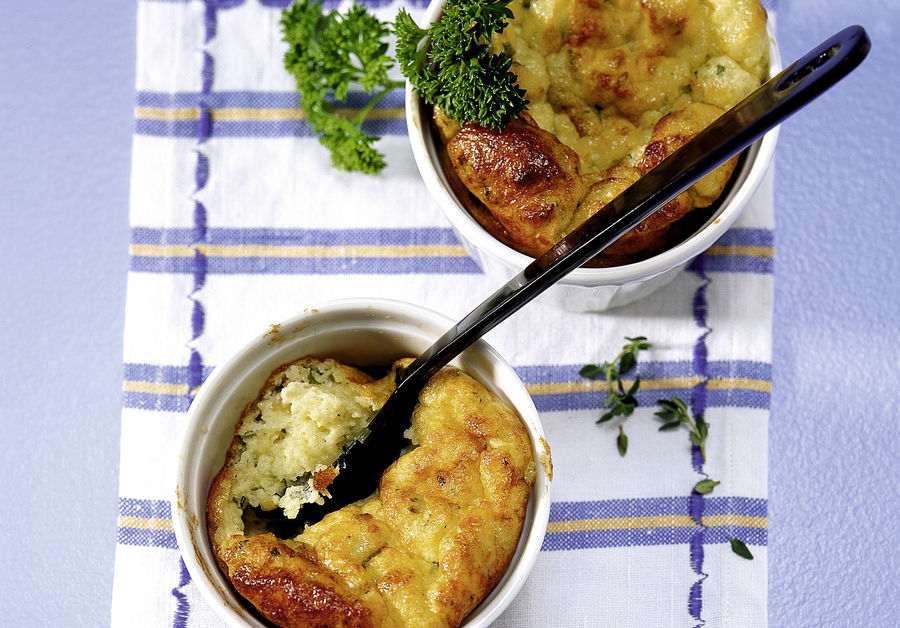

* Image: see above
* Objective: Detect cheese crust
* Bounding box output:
[207,357,536,627]
[436,0,769,263]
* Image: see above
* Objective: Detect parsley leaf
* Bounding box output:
[281,0,403,174]
[395,0,528,130]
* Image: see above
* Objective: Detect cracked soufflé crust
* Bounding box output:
[207,357,536,627]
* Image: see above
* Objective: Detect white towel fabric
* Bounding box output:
[112,1,774,626]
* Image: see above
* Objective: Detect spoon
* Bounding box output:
[293,25,869,527]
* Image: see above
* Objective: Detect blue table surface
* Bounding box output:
[1,1,897,626]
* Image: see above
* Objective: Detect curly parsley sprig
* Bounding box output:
[580,336,651,455]
[281,0,403,174]
[394,0,528,131]
[281,0,527,173]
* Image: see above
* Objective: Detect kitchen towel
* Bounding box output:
[112,1,774,626]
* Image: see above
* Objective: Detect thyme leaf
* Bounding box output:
[693,478,720,494]
[728,537,754,560]
[616,425,628,457]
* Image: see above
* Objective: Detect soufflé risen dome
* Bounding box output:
[433,0,770,264]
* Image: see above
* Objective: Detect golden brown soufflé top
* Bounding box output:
[435,0,770,264]
[207,357,536,627]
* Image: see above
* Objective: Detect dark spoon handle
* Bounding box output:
[307,26,869,523]
[400,26,869,391]
[403,25,870,380]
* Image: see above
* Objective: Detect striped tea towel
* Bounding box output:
[112,0,775,625]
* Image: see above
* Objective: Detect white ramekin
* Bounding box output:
[407,1,780,311]
[172,299,552,627]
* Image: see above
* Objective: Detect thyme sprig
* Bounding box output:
[581,336,752,561]
[580,336,651,424]
[655,396,709,462]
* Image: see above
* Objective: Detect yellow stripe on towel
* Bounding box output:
[525,376,770,396]
[122,380,190,396]
[547,514,767,534]
[117,515,174,532]
[705,245,774,258]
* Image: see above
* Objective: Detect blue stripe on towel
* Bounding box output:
[136,117,408,138]
[542,496,767,552]
[131,255,481,275]
[122,359,771,413]
[129,226,774,276]
[713,227,773,248]
[140,0,432,8]
[137,89,407,110]
[117,527,178,550]
[117,497,178,550]
[115,495,765,551]
[132,226,465,246]
[549,496,767,520]
[129,226,482,275]
[120,497,172,519]
[531,387,769,413]
[514,360,771,384]
[541,526,767,551]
